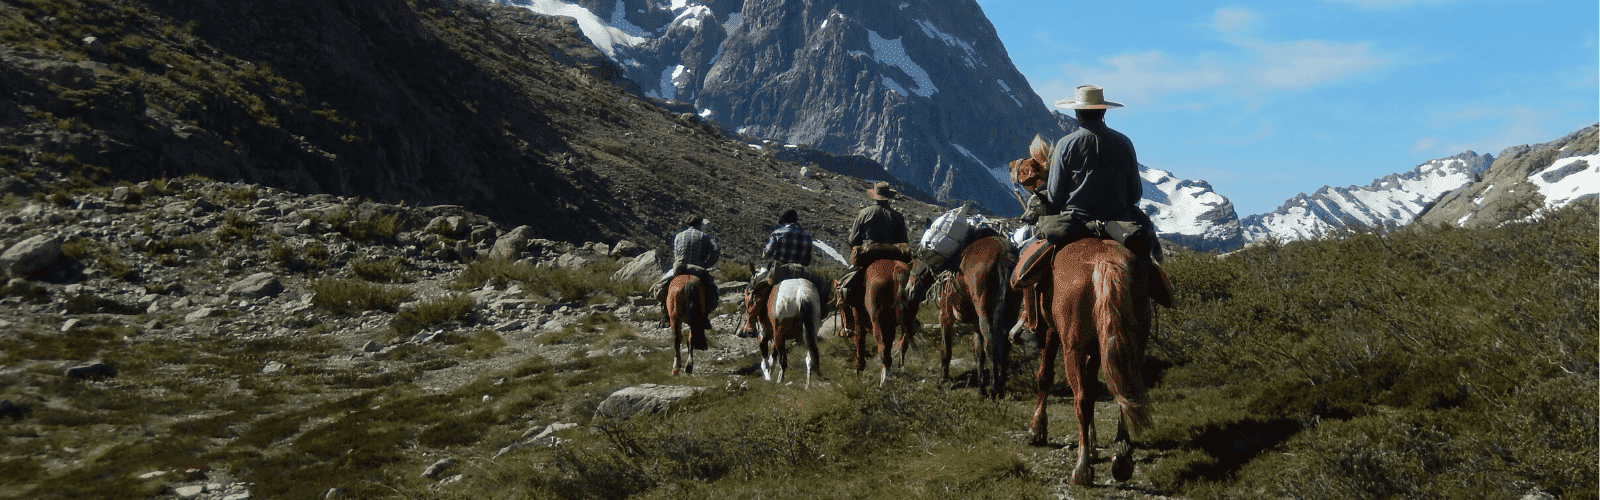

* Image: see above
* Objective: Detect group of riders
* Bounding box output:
[649,84,1164,351]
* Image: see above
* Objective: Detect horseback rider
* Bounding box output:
[1028,85,1161,261]
[651,214,720,329]
[750,209,832,313]
[836,181,911,330]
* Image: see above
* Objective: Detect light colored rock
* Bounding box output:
[0,234,61,277]
[184,307,217,323]
[594,384,708,420]
[421,458,457,479]
[227,272,282,299]
[610,250,660,284]
[174,485,204,498]
[489,225,536,259]
[262,361,285,374]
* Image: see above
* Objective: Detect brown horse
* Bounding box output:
[1028,237,1153,486]
[665,274,709,376]
[738,279,825,387]
[922,234,1017,398]
[839,258,918,385]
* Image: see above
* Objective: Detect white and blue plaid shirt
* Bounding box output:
[763,223,813,266]
[672,226,720,268]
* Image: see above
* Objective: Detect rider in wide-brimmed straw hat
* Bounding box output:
[1032,84,1162,261]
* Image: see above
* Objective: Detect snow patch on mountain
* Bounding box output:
[1529,155,1599,209]
[1139,166,1243,250]
[864,29,938,98]
[1241,151,1493,242]
[510,0,647,57]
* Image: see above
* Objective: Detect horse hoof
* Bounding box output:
[1111,453,1134,482]
[1070,466,1094,486]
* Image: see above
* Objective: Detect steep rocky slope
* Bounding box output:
[1417,124,1599,228]
[0,0,946,266]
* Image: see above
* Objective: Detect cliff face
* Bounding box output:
[0,0,949,262]
[495,0,1077,215]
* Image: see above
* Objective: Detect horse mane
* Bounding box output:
[1029,134,1053,164]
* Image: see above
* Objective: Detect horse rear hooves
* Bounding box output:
[1110,442,1134,482]
[1111,453,1134,482]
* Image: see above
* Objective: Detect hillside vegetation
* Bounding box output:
[0,176,1589,499]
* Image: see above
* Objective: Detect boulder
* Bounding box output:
[610,250,660,284]
[0,234,61,277]
[593,384,707,420]
[489,225,536,260]
[64,361,117,380]
[610,240,642,258]
[227,272,283,299]
[554,252,604,270]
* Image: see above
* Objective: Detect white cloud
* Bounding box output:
[1212,8,1259,34]
[1041,8,1394,108]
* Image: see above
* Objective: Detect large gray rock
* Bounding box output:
[0,234,61,277]
[610,250,660,284]
[489,225,537,260]
[594,384,707,419]
[227,272,283,299]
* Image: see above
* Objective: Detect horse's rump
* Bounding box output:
[668,274,708,350]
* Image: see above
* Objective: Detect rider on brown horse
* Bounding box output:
[837,181,911,334]
[1026,85,1160,261]
[651,214,720,330]
[749,209,832,320]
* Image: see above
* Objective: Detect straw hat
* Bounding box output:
[867,181,897,200]
[1054,85,1123,110]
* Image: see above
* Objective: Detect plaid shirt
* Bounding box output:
[672,226,720,268]
[763,223,813,266]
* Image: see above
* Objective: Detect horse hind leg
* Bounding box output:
[1067,351,1098,485]
[1110,417,1135,482]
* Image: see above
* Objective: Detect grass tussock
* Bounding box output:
[309,277,413,316]
[1145,199,1598,498]
[452,257,645,304]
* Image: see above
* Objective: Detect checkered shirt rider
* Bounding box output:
[763,223,813,267]
[672,226,720,269]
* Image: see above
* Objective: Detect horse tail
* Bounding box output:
[1093,256,1151,433]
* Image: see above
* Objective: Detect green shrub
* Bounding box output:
[349,256,411,283]
[309,277,412,316]
[390,293,476,336]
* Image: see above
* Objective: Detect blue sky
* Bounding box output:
[972,0,1598,216]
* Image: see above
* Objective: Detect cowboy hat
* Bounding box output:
[867,181,897,200]
[1054,85,1123,110]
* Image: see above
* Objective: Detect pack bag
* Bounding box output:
[919,205,972,263]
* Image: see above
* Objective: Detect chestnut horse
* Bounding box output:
[738,279,824,387]
[922,234,1017,398]
[839,258,918,385]
[1028,237,1153,485]
[665,274,709,376]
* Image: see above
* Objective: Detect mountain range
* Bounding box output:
[494,0,1597,252]
[1,0,1591,257]
[491,0,1075,216]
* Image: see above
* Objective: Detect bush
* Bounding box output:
[390,293,476,336]
[309,277,412,316]
[1147,200,1598,497]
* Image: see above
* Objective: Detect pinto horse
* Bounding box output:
[738,279,824,387]
[918,234,1017,398]
[1028,237,1154,486]
[665,274,709,376]
[839,258,918,385]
